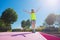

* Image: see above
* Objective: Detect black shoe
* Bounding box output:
[32,29,36,33]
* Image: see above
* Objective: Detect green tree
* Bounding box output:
[21,20,26,29]
[21,19,31,31]
[55,15,60,26]
[45,14,56,26]
[55,15,60,32]
[0,8,18,31]
[0,18,12,32]
[0,19,6,32]
[1,8,18,24]
[26,19,31,29]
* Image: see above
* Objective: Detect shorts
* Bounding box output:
[31,20,36,24]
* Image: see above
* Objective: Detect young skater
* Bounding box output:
[24,8,40,33]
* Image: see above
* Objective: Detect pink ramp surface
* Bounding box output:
[40,32,60,40]
[0,32,47,40]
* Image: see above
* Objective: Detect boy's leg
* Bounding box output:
[32,20,36,33]
[32,28,35,33]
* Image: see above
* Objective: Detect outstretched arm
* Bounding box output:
[23,10,31,13]
[35,8,40,13]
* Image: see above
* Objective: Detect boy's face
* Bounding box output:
[31,9,34,12]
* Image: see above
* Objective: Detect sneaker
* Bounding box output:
[32,29,36,33]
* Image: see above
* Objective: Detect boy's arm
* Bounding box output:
[35,8,40,13]
[23,10,31,13]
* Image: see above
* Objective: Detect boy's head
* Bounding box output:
[31,9,35,13]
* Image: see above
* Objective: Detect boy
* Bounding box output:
[24,8,39,33]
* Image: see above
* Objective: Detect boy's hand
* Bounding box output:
[23,10,26,12]
[35,8,40,13]
[23,10,30,13]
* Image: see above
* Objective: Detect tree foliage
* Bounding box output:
[55,15,60,29]
[21,19,31,29]
[55,15,60,24]
[1,8,18,24]
[0,19,8,32]
[45,14,56,25]
[0,8,18,32]
[26,20,31,29]
[21,20,26,29]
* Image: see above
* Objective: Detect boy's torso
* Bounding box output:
[31,13,36,20]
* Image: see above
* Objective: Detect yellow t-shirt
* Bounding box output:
[31,13,36,20]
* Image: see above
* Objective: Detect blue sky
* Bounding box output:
[0,0,60,29]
